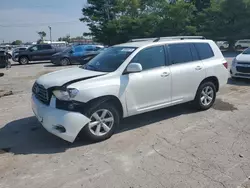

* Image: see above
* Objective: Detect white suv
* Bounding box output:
[235,40,250,50]
[31,37,229,142]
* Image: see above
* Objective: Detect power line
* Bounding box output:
[0,20,81,27]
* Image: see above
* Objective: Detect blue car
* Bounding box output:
[51,44,104,66]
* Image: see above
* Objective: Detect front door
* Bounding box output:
[123,45,172,115]
[29,45,42,61]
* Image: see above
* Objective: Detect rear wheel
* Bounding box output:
[80,102,120,142]
[60,58,70,66]
[194,82,216,110]
[19,56,29,65]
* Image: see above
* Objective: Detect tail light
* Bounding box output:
[223,62,228,69]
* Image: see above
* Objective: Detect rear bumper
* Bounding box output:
[31,94,91,142]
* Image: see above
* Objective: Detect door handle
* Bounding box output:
[195,66,202,70]
[161,72,170,77]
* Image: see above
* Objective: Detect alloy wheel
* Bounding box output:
[200,86,214,106]
[88,109,114,136]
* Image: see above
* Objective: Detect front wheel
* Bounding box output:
[80,102,120,142]
[19,56,29,65]
[194,82,216,111]
[60,58,70,66]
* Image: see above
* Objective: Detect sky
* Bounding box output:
[0,0,89,43]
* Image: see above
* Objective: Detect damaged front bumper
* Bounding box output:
[31,94,90,142]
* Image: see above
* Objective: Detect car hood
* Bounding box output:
[236,54,250,62]
[36,67,107,89]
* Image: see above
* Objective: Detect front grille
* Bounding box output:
[236,66,250,73]
[32,82,50,105]
[237,62,250,65]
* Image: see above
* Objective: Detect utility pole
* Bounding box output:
[48,26,52,42]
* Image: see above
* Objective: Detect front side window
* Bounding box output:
[132,45,165,70]
[29,45,39,51]
[168,43,193,64]
[82,46,136,72]
[194,43,214,60]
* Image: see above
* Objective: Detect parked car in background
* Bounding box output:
[0,46,13,59]
[15,44,66,65]
[31,36,228,143]
[12,47,28,61]
[51,44,104,66]
[80,47,107,65]
[235,40,250,50]
[216,41,229,50]
[230,48,250,79]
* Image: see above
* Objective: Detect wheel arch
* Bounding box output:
[85,95,124,118]
[199,76,219,92]
[18,55,30,61]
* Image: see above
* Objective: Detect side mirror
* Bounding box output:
[126,63,142,73]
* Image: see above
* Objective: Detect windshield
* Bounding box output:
[242,48,250,54]
[82,46,136,72]
[62,46,72,53]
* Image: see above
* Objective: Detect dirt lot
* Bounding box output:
[0,59,250,188]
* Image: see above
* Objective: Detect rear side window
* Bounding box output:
[189,43,199,61]
[85,46,94,51]
[194,43,214,60]
[168,43,193,64]
[41,45,52,50]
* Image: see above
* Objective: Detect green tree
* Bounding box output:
[58,35,71,43]
[197,0,250,49]
[11,40,22,45]
[37,31,46,40]
[191,0,210,11]
[80,0,197,45]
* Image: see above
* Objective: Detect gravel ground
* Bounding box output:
[1,58,250,188]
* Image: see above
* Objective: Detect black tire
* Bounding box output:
[60,58,70,66]
[194,82,216,111]
[236,45,242,50]
[19,56,29,65]
[80,102,120,142]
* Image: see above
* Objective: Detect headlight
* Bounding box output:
[232,58,237,67]
[53,88,79,101]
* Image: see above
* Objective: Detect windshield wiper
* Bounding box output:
[84,64,98,71]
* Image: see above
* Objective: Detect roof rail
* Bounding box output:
[128,38,157,42]
[153,36,206,42]
[128,36,206,43]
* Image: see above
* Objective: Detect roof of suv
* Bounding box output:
[115,39,212,48]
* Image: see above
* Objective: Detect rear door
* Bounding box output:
[39,45,55,60]
[167,43,206,103]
